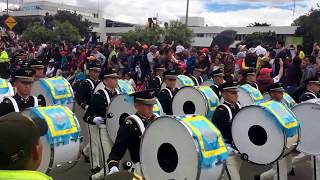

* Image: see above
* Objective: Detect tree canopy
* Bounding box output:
[243,31,277,49]
[247,22,271,27]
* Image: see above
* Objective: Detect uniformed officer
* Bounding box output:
[157,70,179,115]
[75,61,101,164]
[0,68,38,117]
[300,77,320,102]
[242,68,259,90]
[105,89,158,179]
[29,59,45,81]
[84,68,120,176]
[147,64,166,91]
[190,65,204,86]
[208,68,225,99]
[211,81,242,180]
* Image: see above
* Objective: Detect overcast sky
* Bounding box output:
[0,0,318,26]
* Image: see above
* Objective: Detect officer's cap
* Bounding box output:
[99,68,120,80]
[163,70,178,80]
[303,77,320,85]
[267,83,285,93]
[14,67,35,83]
[154,64,166,71]
[29,59,44,69]
[242,68,256,76]
[88,61,101,71]
[218,81,239,92]
[130,89,157,105]
[193,65,205,72]
[209,68,224,77]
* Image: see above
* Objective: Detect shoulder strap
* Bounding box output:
[191,76,199,86]
[100,89,111,105]
[236,102,241,109]
[129,115,146,134]
[199,76,203,84]
[156,76,162,85]
[115,88,120,94]
[33,96,38,107]
[220,104,232,121]
[163,88,173,99]
[6,97,19,112]
[86,79,95,90]
[304,92,317,99]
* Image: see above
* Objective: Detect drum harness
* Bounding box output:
[163,88,173,99]
[303,92,317,99]
[155,76,162,85]
[5,96,38,112]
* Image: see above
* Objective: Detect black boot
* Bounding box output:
[81,150,90,163]
[289,168,295,176]
[91,166,101,174]
[254,175,260,180]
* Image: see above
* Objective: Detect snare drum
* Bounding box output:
[292,100,320,155]
[232,101,300,165]
[22,105,81,174]
[172,86,220,119]
[31,77,75,110]
[140,115,228,180]
[238,84,264,106]
[263,92,296,109]
[161,75,194,89]
[0,78,14,102]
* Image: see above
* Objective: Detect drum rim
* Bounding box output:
[231,105,290,165]
[139,115,202,179]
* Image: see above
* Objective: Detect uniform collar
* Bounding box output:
[137,113,155,121]
[307,89,317,95]
[15,93,30,102]
[224,100,237,108]
[105,86,117,94]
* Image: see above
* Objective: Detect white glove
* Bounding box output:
[227,145,239,156]
[93,117,104,126]
[108,166,119,175]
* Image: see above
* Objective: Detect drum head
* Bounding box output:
[238,88,255,107]
[293,103,320,155]
[106,95,136,143]
[201,80,215,86]
[232,106,285,165]
[172,87,207,116]
[140,116,200,180]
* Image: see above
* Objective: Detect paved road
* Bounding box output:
[51,106,314,180]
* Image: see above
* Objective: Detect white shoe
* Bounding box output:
[90,167,108,180]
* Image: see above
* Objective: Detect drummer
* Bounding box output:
[157,70,179,115]
[84,68,120,177]
[105,89,158,179]
[300,77,320,102]
[190,65,204,86]
[242,68,259,90]
[208,68,225,99]
[75,61,101,165]
[29,59,45,81]
[147,64,166,91]
[211,81,242,180]
[0,68,38,117]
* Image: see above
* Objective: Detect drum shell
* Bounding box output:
[95,80,135,95]
[161,75,194,89]
[238,85,264,106]
[140,115,225,180]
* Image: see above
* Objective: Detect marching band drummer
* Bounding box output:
[157,70,179,115]
[84,68,120,178]
[211,81,242,180]
[242,68,259,90]
[105,89,158,179]
[190,65,204,86]
[29,59,45,81]
[0,68,38,117]
[208,68,225,99]
[75,61,101,166]
[147,64,166,91]
[300,77,320,102]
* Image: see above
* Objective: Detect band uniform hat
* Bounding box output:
[193,65,205,72]
[209,68,224,77]
[130,89,157,105]
[154,64,166,71]
[29,59,45,69]
[267,83,285,93]
[163,70,178,80]
[303,77,320,85]
[99,68,120,80]
[242,68,256,76]
[0,112,48,168]
[13,67,35,83]
[218,81,239,92]
[87,61,102,71]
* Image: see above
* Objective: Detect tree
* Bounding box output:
[164,21,194,45]
[243,31,277,49]
[0,15,42,34]
[292,8,320,54]
[247,22,271,27]
[54,21,81,42]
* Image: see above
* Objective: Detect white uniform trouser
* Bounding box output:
[223,156,242,180]
[88,124,100,169]
[260,156,291,180]
[83,143,90,156]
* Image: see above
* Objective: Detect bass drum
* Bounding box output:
[0,78,14,102]
[232,101,300,165]
[106,95,163,143]
[201,79,215,86]
[161,75,194,89]
[292,100,320,155]
[31,77,75,111]
[94,80,134,95]
[22,105,81,174]
[238,84,264,106]
[140,115,228,180]
[172,86,220,119]
[263,92,296,109]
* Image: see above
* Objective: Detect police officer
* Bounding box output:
[75,61,101,164]
[209,68,225,99]
[0,112,50,180]
[29,59,45,81]
[0,68,38,117]
[211,81,242,180]
[242,68,259,90]
[106,89,158,178]
[190,65,204,86]
[157,70,179,115]
[84,68,120,176]
[147,64,166,91]
[300,77,320,102]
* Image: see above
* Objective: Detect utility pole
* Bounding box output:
[6,0,9,15]
[185,0,189,26]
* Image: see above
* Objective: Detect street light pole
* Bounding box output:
[6,0,9,15]
[185,0,189,26]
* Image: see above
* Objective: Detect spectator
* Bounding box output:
[284,56,303,95]
[90,46,106,65]
[147,45,160,73]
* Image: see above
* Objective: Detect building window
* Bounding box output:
[197,33,204,38]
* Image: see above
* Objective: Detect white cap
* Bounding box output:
[255,45,267,56]
[176,45,185,54]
